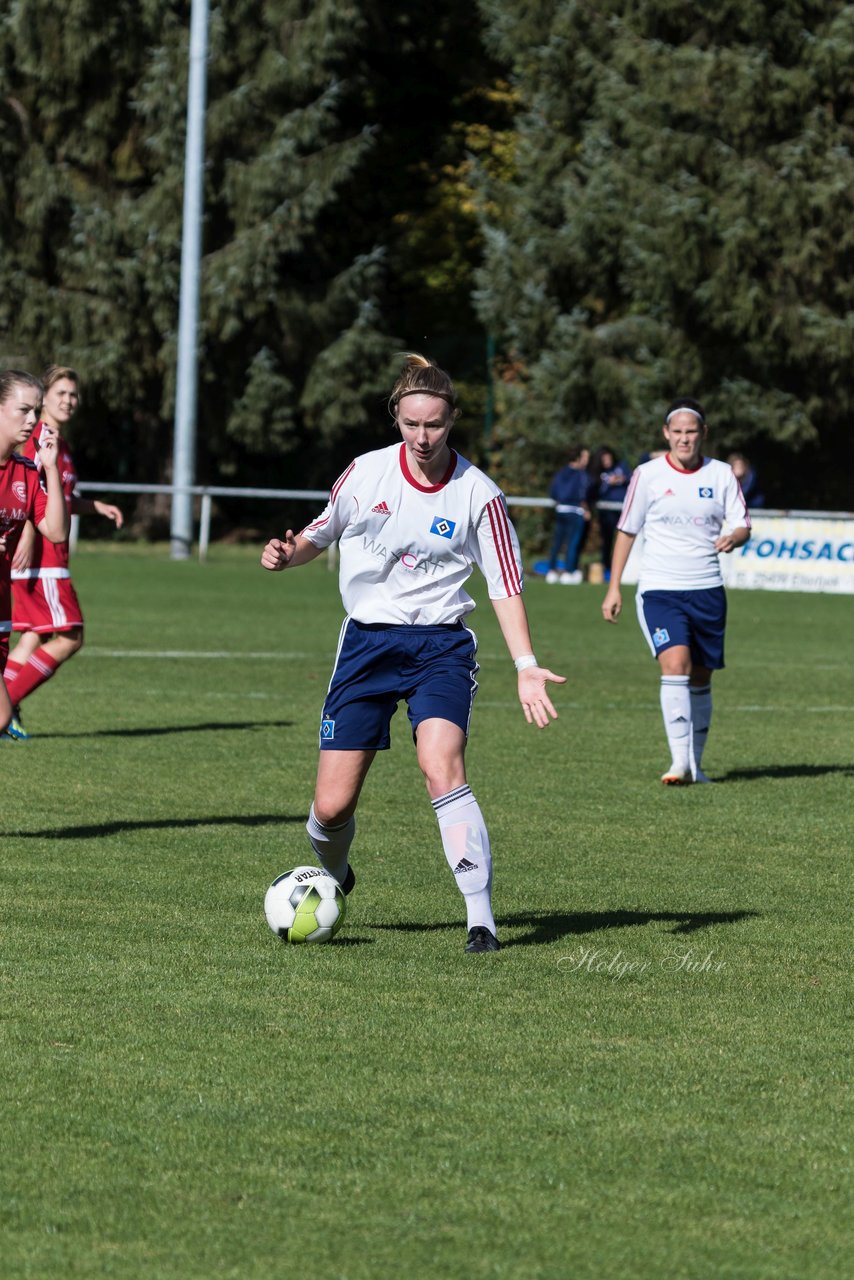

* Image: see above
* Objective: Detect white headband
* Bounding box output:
[665,407,704,426]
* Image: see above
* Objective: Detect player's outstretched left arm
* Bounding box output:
[491,594,566,728]
[72,495,124,529]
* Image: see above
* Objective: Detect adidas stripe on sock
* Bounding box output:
[432,785,495,935]
[660,674,692,774]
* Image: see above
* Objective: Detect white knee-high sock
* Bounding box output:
[690,684,712,769]
[660,675,692,773]
[432,785,495,934]
[306,804,355,886]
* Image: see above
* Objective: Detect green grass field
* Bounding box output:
[2,544,850,1279]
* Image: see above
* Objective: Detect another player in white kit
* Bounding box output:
[601,399,751,784]
[262,353,565,952]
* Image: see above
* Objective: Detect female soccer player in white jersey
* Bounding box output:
[0,371,69,734]
[261,353,565,952]
[601,398,751,784]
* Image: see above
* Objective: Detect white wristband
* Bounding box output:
[514,654,538,672]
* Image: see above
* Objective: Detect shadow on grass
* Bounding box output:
[30,720,295,740]
[369,908,759,947]
[13,813,308,839]
[718,763,853,781]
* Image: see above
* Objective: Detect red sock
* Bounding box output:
[3,658,22,688]
[4,649,60,703]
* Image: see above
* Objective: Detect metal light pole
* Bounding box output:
[170,0,210,560]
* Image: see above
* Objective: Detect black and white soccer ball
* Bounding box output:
[264,866,346,944]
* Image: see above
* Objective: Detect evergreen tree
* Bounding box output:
[475,1,854,507]
[1,1,509,525]
[0,0,398,506]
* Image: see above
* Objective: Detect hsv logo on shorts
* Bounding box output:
[699,487,714,498]
[430,516,456,539]
[321,718,335,740]
[653,627,670,647]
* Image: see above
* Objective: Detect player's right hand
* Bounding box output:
[35,426,59,469]
[601,588,622,623]
[261,531,296,571]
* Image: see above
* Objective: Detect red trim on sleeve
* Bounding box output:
[300,459,356,537]
[617,469,640,530]
[330,460,356,503]
[486,495,522,595]
[734,479,752,528]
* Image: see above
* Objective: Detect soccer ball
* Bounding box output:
[264,866,346,944]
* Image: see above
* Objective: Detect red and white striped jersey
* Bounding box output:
[301,443,524,625]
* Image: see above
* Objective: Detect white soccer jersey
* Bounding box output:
[618,455,750,590]
[301,443,523,625]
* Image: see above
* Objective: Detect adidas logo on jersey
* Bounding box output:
[454,857,478,875]
[371,501,391,515]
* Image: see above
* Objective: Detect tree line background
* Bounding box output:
[1,0,851,537]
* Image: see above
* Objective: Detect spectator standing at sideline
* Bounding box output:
[588,445,631,579]
[261,352,565,953]
[726,452,765,508]
[601,398,750,784]
[546,445,590,584]
[0,370,69,734]
[4,366,123,740]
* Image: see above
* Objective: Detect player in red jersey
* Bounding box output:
[0,370,69,734]
[4,366,123,739]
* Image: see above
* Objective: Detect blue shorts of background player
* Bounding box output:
[320,619,480,750]
[636,587,727,670]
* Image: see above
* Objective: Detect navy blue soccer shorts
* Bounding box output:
[636,587,727,670]
[318,618,480,750]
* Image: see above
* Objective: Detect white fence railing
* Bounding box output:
[74,482,854,592]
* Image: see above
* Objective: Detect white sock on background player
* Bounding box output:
[306,804,355,886]
[432,785,496,935]
[690,684,712,771]
[660,675,692,774]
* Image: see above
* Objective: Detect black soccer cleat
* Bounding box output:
[340,865,356,896]
[465,926,500,953]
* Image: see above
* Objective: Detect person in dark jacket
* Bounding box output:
[726,453,765,508]
[588,445,632,578]
[546,446,590,584]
